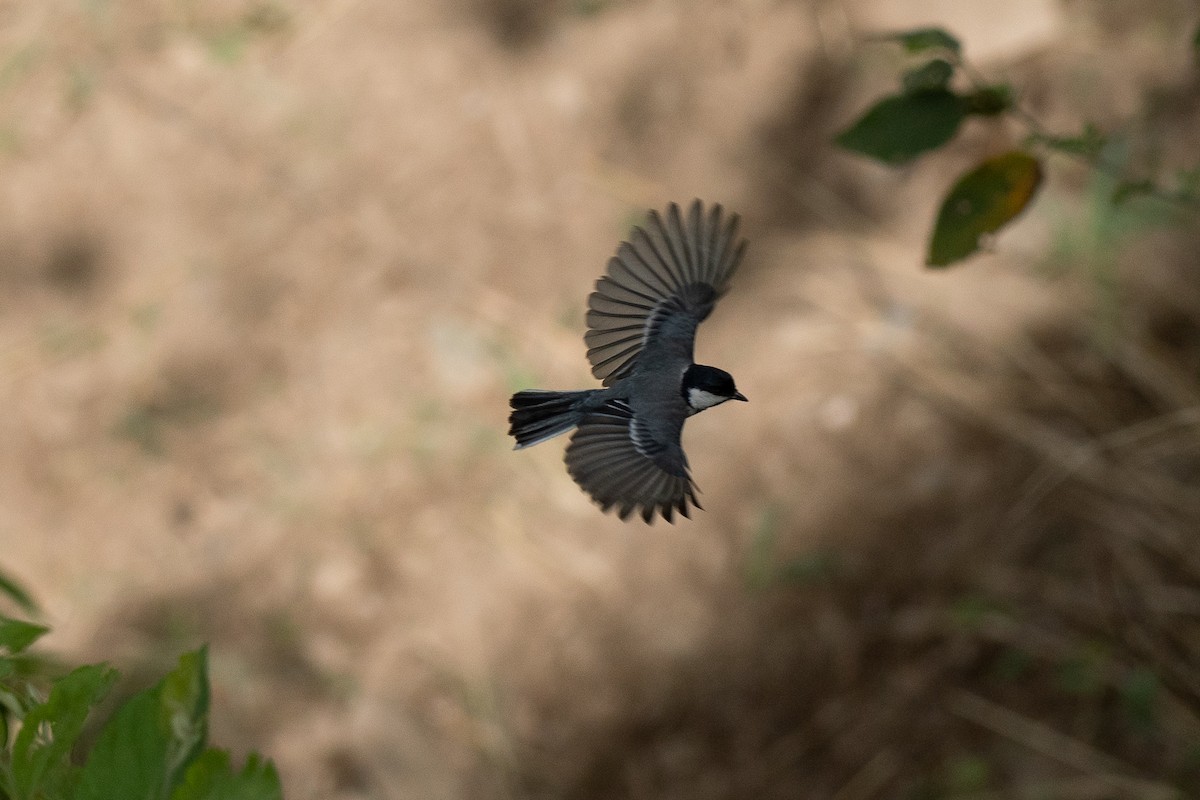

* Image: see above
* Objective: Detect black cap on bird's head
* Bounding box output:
[682,364,747,412]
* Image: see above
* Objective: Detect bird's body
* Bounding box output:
[509,200,747,523]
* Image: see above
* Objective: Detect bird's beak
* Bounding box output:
[733,391,748,402]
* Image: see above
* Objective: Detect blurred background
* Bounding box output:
[3,0,1200,797]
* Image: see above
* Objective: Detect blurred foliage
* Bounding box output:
[0,573,281,800]
[835,26,1200,266]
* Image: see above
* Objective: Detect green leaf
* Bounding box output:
[901,58,954,93]
[0,571,38,615]
[1035,123,1107,159]
[0,616,49,655]
[76,686,169,800]
[171,750,283,800]
[928,151,1043,266]
[835,89,967,165]
[77,648,211,800]
[885,27,962,56]
[160,647,210,791]
[12,664,118,799]
[1111,179,1156,206]
[964,85,1013,116]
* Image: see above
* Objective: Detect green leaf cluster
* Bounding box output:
[835,25,1200,266]
[836,27,1009,167]
[0,571,281,800]
[835,27,1041,266]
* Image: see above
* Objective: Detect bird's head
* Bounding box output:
[682,364,747,413]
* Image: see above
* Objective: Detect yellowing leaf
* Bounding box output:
[927,151,1043,267]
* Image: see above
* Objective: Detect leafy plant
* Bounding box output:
[835,26,1200,267]
[0,573,281,800]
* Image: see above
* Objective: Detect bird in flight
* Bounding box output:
[508,200,747,523]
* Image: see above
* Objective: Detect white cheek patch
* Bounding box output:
[687,388,728,411]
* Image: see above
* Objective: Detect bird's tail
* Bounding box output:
[509,389,595,449]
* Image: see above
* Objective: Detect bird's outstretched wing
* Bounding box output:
[585,200,746,386]
[565,399,699,523]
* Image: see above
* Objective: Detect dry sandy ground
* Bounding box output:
[2,1,1198,798]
